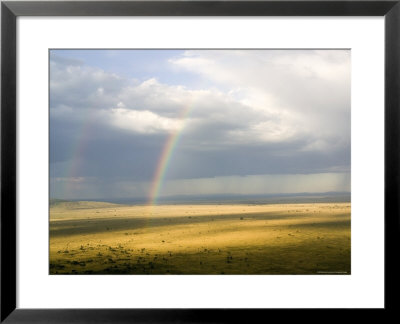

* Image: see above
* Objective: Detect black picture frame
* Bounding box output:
[1,0,399,322]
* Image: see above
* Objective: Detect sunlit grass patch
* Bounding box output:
[50,202,350,275]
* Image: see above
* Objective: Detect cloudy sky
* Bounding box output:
[50,49,350,201]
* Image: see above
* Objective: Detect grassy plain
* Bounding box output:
[49,201,350,274]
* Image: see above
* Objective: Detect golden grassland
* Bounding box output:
[49,202,350,274]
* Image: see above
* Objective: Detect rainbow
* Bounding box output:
[148,106,192,205]
[53,106,193,203]
[55,110,95,199]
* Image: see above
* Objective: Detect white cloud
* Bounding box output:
[50,50,350,150]
[170,49,350,147]
[50,50,351,198]
[110,108,184,134]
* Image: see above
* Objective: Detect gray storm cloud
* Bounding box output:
[50,50,350,200]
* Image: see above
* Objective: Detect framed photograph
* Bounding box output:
[1,0,399,322]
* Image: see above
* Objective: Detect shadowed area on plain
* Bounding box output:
[50,211,349,237]
[50,202,351,275]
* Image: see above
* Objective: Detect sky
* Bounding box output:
[49,49,351,201]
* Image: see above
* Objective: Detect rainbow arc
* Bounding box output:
[147,105,193,206]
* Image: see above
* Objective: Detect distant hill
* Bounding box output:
[150,192,351,205]
[49,199,121,210]
[51,192,350,206]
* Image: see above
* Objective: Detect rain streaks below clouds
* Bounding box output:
[50,49,351,200]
